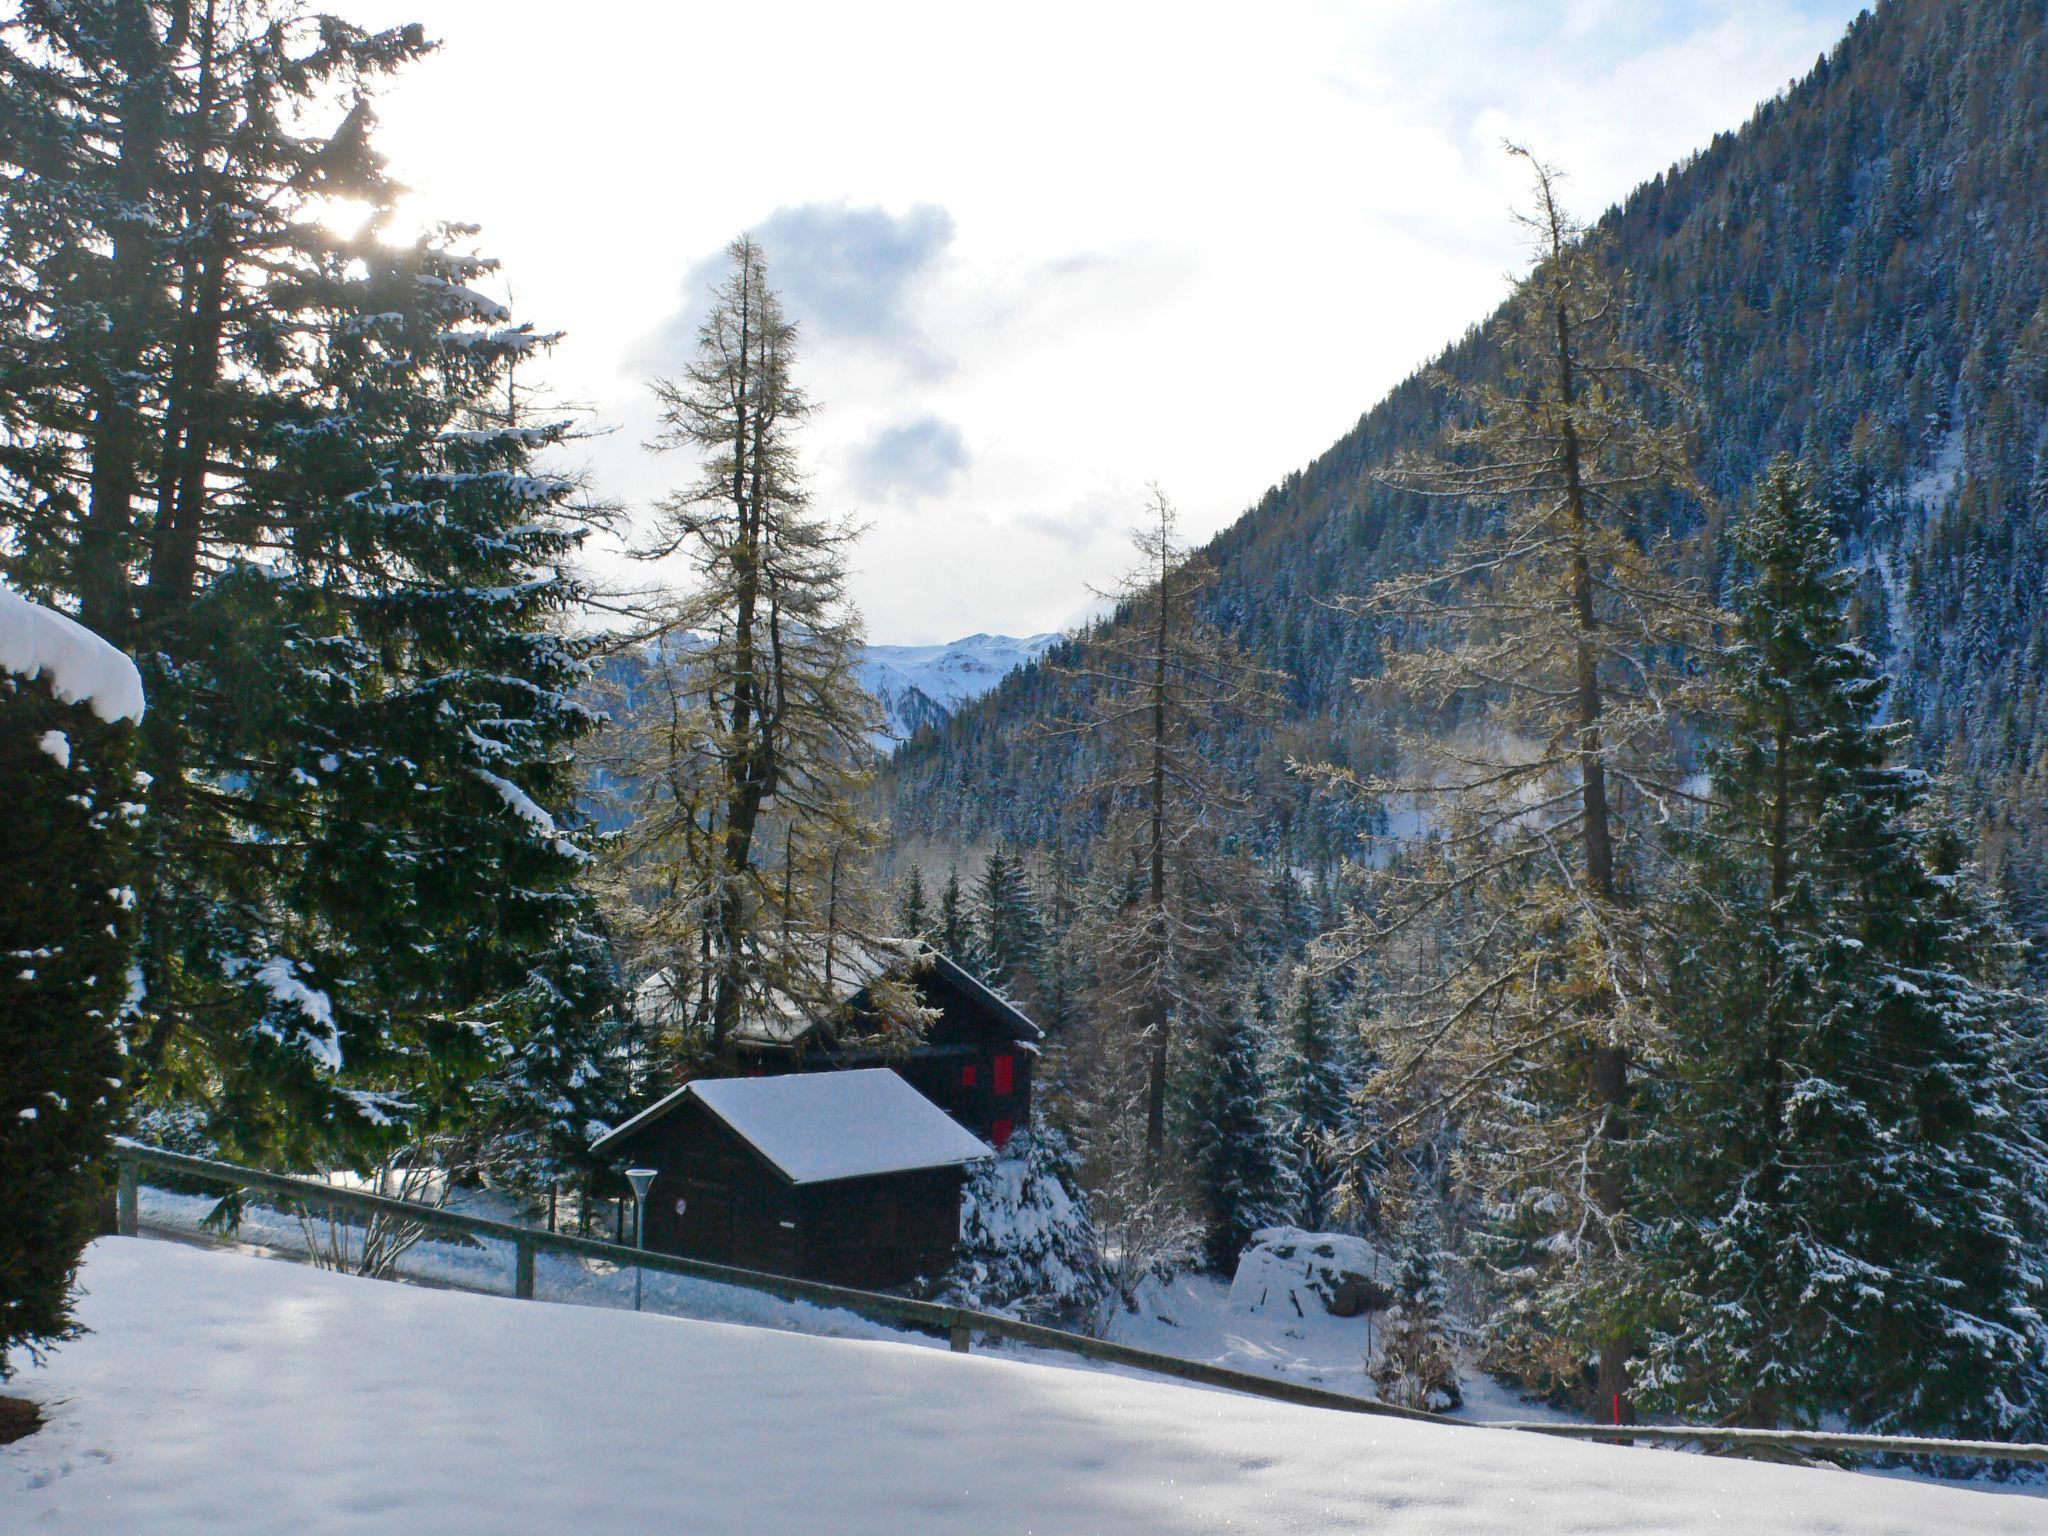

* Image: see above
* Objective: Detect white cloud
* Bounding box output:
[359,0,1863,643]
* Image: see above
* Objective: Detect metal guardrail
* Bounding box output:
[111,1141,2048,1467]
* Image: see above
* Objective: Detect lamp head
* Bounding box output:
[625,1167,657,1201]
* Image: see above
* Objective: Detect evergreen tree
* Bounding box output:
[939,1129,1107,1328]
[937,866,975,965]
[896,866,931,942]
[1190,973,1301,1272]
[618,235,891,1072]
[0,592,142,1374]
[1277,968,1356,1231]
[1635,459,2048,1439]
[975,848,1045,999]
[0,4,615,1172]
[1372,1202,1463,1412]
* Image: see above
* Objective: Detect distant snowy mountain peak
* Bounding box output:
[858,631,1061,748]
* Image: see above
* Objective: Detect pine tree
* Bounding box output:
[1190,973,1301,1272]
[0,593,142,1374]
[617,235,891,1071]
[940,1128,1107,1328]
[1319,147,1717,1406]
[1634,459,2048,1439]
[1277,968,1357,1231]
[896,866,931,941]
[938,866,975,965]
[1372,1202,1463,1412]
[0,4,617,1172]
[975,848,1045,999]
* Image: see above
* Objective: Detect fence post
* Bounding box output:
[514,1237,536,1300]
[116,1154,138,1237]
[949,1316,971,1354]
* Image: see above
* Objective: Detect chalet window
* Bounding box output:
[993,1054,1015,1096]
[961,1064,978,1088]
[992,1118,1014,1150]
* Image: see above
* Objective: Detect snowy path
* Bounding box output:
[5,1240,2043,1535]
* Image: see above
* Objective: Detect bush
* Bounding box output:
[0,666,138,1374]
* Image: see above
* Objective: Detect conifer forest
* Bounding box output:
[6,0,2048,1508]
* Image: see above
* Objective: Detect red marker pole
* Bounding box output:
[1613,1392,1623,1427]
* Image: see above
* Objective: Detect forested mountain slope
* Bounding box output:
[884,0,2048,944]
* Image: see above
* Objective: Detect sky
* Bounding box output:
[348,0,1867,645]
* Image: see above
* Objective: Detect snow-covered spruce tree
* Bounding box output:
[1633,459,2048,1440]
[938,866,977,966]
[0,6,620,1176]
[615,235,896,1073]
[0,592,143,1375]
[1190,973,1301,1273]
[937,1129,1107,1328]
[1372,1202,1463,1413]
[1314,148,1717,1408]
[975,847,1045,1001]
[1276,968,1359,1232]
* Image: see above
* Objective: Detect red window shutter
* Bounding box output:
[991,1118,1014,1150]
[961,1064,978,1088]
[993,1054,1015,1096]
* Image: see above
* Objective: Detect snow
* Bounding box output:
[35,730,68,768]
[250,956,340,1072]
[857,631,1061,746]
[601,1067,992,1185]
[473,765,585,860]
[0,584,145,724]
[7,1240,2041,1535]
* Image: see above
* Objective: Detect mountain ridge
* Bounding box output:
[880,0,2048,954]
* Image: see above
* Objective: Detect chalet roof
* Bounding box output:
[593,1067,993,1185]
[633,937,1042,1051]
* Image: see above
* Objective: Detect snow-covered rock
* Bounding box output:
[0,583,144,724]
[1229,1227,1393,1319]
[8,1240,2037,1534]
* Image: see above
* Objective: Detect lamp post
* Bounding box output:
[625,1167,657,1312]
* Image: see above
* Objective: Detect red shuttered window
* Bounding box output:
[991,1119,1014,1150]
[961,1064,978,1088]
[993,1054,1015,1096]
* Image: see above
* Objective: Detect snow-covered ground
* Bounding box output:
[7,1240,2041,1535]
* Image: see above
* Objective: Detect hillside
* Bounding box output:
[7,1240,2042,1533]
[858,632,1062,745]
[882,0,2048,945]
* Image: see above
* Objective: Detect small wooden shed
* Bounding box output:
[592,1068,992,1289]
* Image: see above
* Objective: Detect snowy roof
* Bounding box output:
[0,583,145,724]
[719,937,1041,1050]
[595,1068,992,1185]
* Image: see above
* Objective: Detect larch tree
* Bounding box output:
[617,235,895,1073]
[1316,147,1718,1409]
[1633,460,2048,1440]
[1052,489,1277,1164]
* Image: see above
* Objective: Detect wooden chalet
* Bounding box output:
[590,1068,992,1288]
[729,939,1042,1148]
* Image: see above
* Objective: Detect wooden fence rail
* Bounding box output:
[111,1141,2048,1467]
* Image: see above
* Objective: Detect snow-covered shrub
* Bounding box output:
[1228,1228,1391,1320]
[0,590,142,1373]
[936,1130,1107,1328]
[1371,1213,1462,1412]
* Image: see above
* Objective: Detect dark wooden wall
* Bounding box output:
[618,1094,971,1289]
